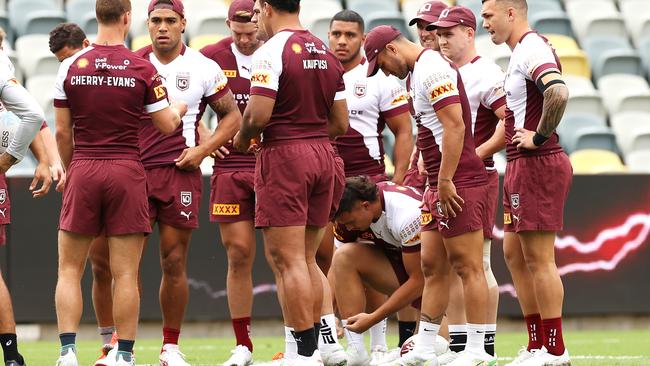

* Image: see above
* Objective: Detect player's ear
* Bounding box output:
[181,18,187,33]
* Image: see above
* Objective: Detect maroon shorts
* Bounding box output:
[503,152,572,232]
[60,160,150,236]
[255,140,338,228]
[421,185,489,238]
[329,155,346,221]
[0,225,5,246]
[403,166,427,193]
[0,174,10,226]
[483,170,499,240]
[384,248,421,310]
[210,171,255,223]
[147,166,202,229]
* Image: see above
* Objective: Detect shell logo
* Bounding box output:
[291,43,302,54]
[77,58,89,68]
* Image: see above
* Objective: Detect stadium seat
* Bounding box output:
[597,74,650,114]
[557,114,608,151]
[546,34,579,51]
[130,34,152,51]
[300,0,342,31]
[366,12,411,40]
[555,48,591,79]
[564,76,607,121]
[310,18,333,45]
[583,36,644,79]
[25,74,56,116]
[530,11,574,38]
[130,0,151,37]
[348,0,399,14]
[189,34,226,50]
[15,34,58,77]
[0,12,14,45]
[185,0,229,38]
[610,111,650,154]
[625,149,650,172]
[566,0,627,42]
[66,0,98,34]
[565,125,619,153]
[620,0,650,46]
[475,35,510,71]
[637,37,650,76]
[188,16,229,38]
[569,149,627,174]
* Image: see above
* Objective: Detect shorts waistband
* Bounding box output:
[261,137,330,148]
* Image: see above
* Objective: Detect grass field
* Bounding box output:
[20,330,650,365]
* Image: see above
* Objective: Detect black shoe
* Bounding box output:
[5,360,26,366]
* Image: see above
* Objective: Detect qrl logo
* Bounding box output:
[180,191,192,207]
[176,73,189,91]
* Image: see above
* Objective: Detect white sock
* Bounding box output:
[98,326,115,345]
[369,318,387,350]
[415,321,440,354]
[342,319,368,358]
[284,326,297,359]
[466,323,486,354]
[318,314,341,349]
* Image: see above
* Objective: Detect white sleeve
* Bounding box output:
[203,58,229,99]
[0,64,45,161]
[521,37,561,82]
[250,43,282,97]
[378,75,409,113]
[481,65,506,109]
[421,54,460,111]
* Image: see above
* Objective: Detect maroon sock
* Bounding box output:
[524,313,544,351]
[232,317,253,352]
[162,327,180,346]
[542,317,565,356]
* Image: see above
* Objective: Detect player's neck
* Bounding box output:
[406,43,425,72]
[95,25,126,46]
[271,15,303,36]
[342,54,363,73]
[452,48,478,68]
[154,44,184,64]
[506,22,532,50]
[370,200,383,221]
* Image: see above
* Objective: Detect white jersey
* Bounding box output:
[337,59,410,177]
[504,31,564,160]
[334,182,422,252]
[458,56,506,169]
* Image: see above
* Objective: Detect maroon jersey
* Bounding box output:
[53,44,168,160]
[135,44,230,169]
[201,37,256,173]
[250,30,346,144]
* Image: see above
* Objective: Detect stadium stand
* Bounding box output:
[626,150,650,172]
[569,149,627,174]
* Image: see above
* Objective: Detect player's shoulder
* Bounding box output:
[0,52,14,78]
[517,31,553,54]
[378,182,423,203]
[57,45,94,75]
[472,56,503,73]
[134,44,154,58]
[200,37,233,59]
[183,46,221,68]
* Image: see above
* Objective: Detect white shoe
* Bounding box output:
[446,350,497,366]
[346,346,370,366]
[383,349,438,366]
[296,350,325,365]
[56,348,78,366]
[160,344,190,366]
[519,347,570,366]
[433,336,450,356]
[115,353,136,366]
[369,346,399,365]
[321,343,348,366]
[223,345,253,366]
[436,350,458,365]
[505,347,535,365]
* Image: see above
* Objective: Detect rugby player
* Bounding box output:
[326,10,415,365]
[0,26,53,366]
[233,0,349,363]
[430,5,506,361]
[48,23,119,366]
[53,0,186,365]
[481,0,572,364]
[136,1,241,364]
[364,26,495,365]
[199,0,262,364]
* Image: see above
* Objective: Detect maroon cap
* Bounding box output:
[228,0,255,23]
[408,0,448,26]
[427,6,476,31]
[148,0,185,18]
[364,25,402,77]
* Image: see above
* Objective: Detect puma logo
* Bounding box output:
[241,65,251,73]
[439,220,450,230]
[0,208,7,218]
[513,214,520,223]
[180,211,191,221]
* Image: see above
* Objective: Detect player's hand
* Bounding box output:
[175,146,207,171]
[512,127,539,151]
[51,161,66,192]
[344,313,376,334]
[31,162,52,198]
[171,100,188,119]
[233,132,251,153]
[437,179,464,218]
[211,145,230,159]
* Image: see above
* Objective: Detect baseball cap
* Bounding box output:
[228,0,255,23]
[148,0,185,18]
[364,25,402,78]
[427,6,477,31]
[408,0,448,27]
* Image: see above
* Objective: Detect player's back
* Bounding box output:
[54,44,166,160]
[250,29,345,143]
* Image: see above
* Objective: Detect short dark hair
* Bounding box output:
[96,0,131,25]
[481,0,528,11]
[49,23,87,54]
[260,0,300,14]
[330,10,365,32]
[335,176,379,217]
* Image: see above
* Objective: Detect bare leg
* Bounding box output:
[159,224,192,331]
[109,234,145,340]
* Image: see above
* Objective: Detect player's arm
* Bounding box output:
[55,106,73,170]
[175,91,241,170]
[385,111,414,184]
[27,131,52,197]
[328,99,349,138]
[436,103,465,218]
[39,125,66,192]
[149,101,185,135]
[476,105,506,160]
[234,94,274,152]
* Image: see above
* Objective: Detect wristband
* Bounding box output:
[533,132,549,147]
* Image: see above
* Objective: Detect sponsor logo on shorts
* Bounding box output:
[0,208,6,218]
[223,69,237,78]
[180,211,192,221]
[0,189,5,204]
[421,212,433,225]
[180,191,192,207]
[439,220,450,230]
[213,204,240,215]
[176,72,190,91]
[354,82,367,98]
[504,212,512,225]
[511,193,520,209]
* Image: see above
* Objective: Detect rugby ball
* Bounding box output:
[400,334,450,356]
[0,111,19,154]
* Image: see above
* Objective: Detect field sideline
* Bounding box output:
[19,329,650,365]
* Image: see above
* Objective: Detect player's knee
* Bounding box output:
[421,256,445,278]
[450,260,483,281]
[503,247,526,270]
[225,240,254,270]
[161,250,188,277]
[91,261,112,283]
[265,245,299,274]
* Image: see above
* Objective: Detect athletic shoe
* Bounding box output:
[159,344,190,366]
[445,350,497,366]
[518,347,570,366]
[5,359,26,366]
[369,346,399,365]
[95,332,118,366]
[223,345,253,366]
[115,353,135,366]
[437,350,458,365]
[55,348,78,366]
[296,350,324,365]
[504,348,535,365]
[321,343,348,366]
[382,349,438,366]
[346,347,370,366]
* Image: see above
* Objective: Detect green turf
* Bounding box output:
[18,330,650,365]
